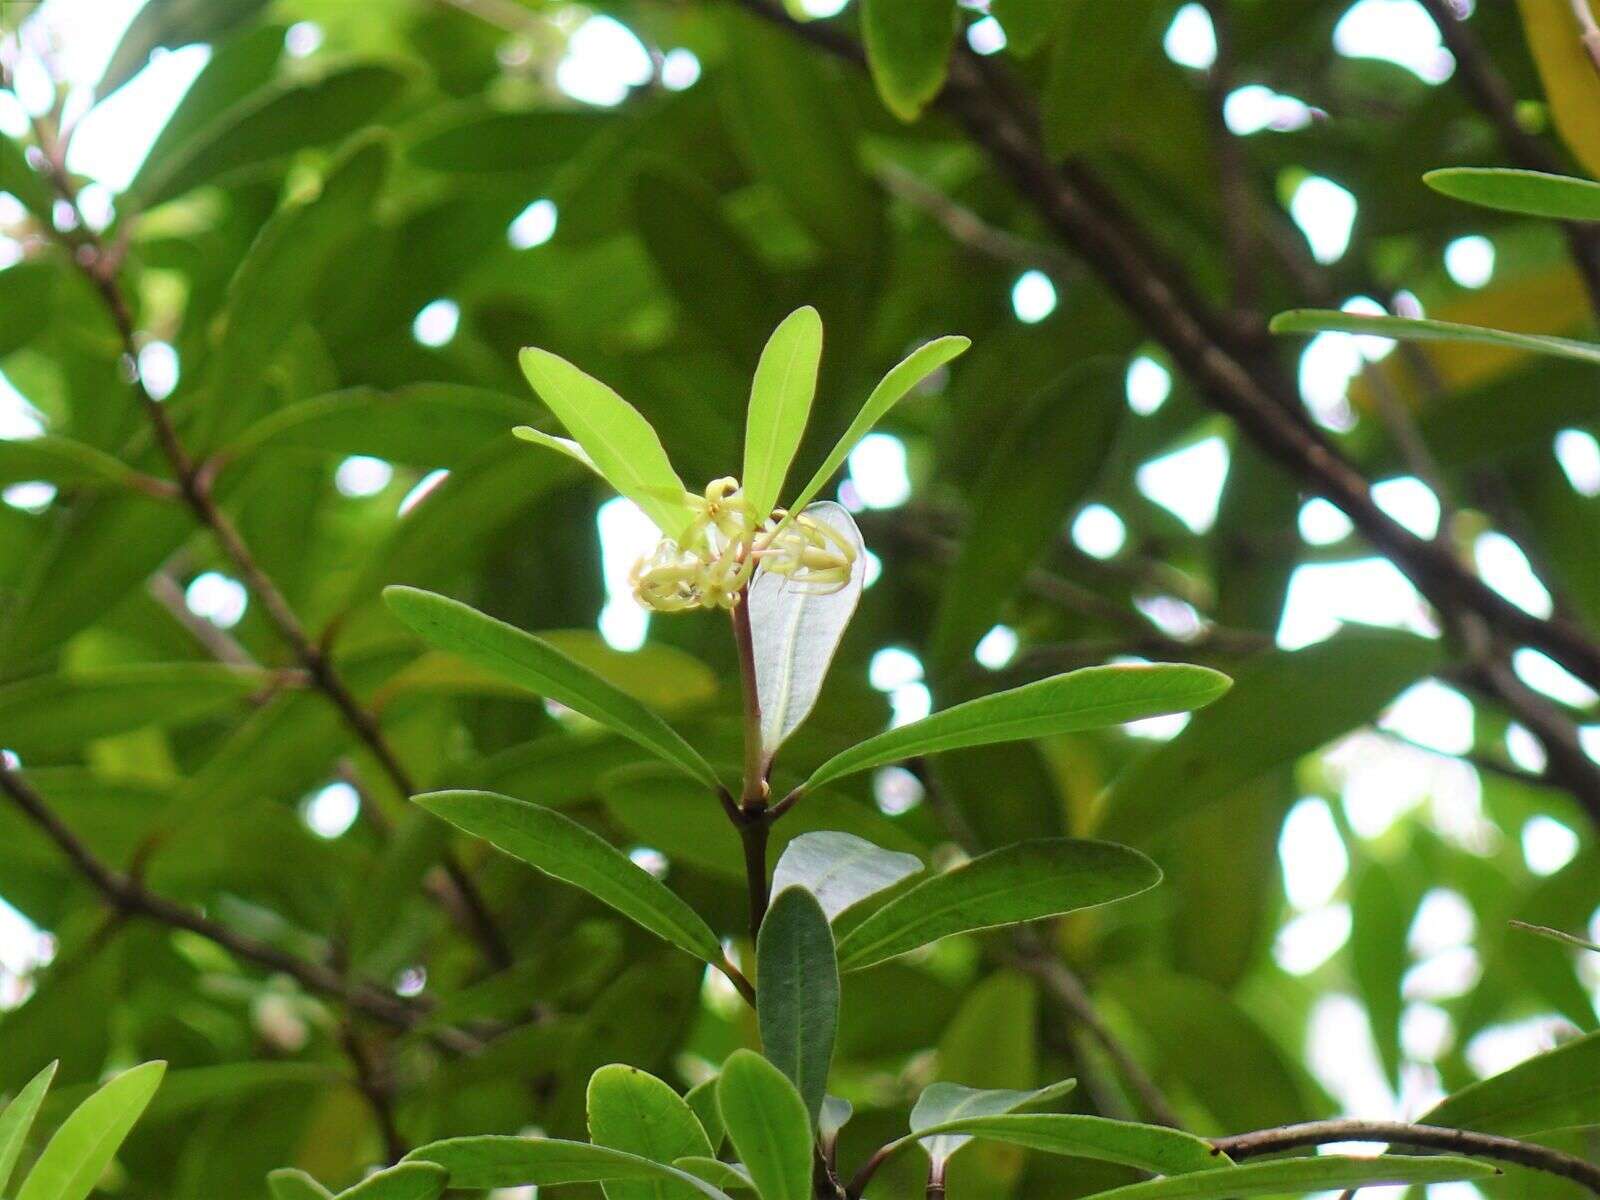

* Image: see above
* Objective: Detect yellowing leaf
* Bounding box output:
[1517,0,1600,179]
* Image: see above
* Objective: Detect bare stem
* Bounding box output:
[731,591,767,804]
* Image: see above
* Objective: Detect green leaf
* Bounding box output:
[756,887,839,1128]
[1043,1,1167,158]
[384,587,719,787]
[835,839,1160,971]
[909,1079,1076,1171]
[769,831,922,922]
[907,1113,1221,1176]
[1419,1027,1600,1136]
[685,1080,725,1153]
[715,1051,813,1200]
[801,663,1231,793]
[788,336,971,514]
[0,261,58,357]
[1269,309,1600,366]
[751,502,866,759]
[414,790,724,965]
[0,135,56,224]
[672,1158,753,1193]
[0,1062,56,1195]
[336,1163,447,1200]
[513,425,601,474]
[743,307,823,519]
[405,1136,731,1199]
[1077,1155,1495,1199]
[518,347,695,539]
[587,1065,714,1200]
[267,1168,334,1200]
[1424,167,1600,219]
[990,0,1065,56]
[97,0,273,97]
[16,1061,164,1200]
[0,436,142,491]
[861,0,957,121]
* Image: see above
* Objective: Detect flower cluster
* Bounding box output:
[630,478,857,613]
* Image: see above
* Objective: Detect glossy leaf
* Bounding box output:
[769,831,921,923]
[406,1136,731,1199]
[267,1169,334,1200]
[1419,1028,1600,1137]
[801,663,1231,793]
[673,1158,752,1193]
[750,501,866,759]
[1424,167,1600,220]
[908,1113,1221,1175]
[16,1061,164,1200]
[788,336,971,513]
[588,1065,714,1200]
[0,1062,56,1195]
[715,1050,814,1200]
[835,839,1161,971]
[756,887,839,1127]
[909,1079,1076,1171]
[518,347,695,538]
[384,587,719,787]
[743,306,822,518]
[1270,309,1600,366]
[1079,1154,1494,1199]
[413,790,724,965]
[337,1163,447,1200]
[861,0,957,121]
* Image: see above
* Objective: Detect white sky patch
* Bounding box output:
[335,455,393,498]
[799,0,850,15]
[1222,84,1314,135]
[412,299,460,348]
[185,571,247,629]
[869,646,923,692]
[861,547,882,588]
[847,432,911,509]
[1298,332,1361,431]
[1371,476,1440,539]
[1341,294,1398,361]
[1010,269,1058,323]
[509,199,558,249]
[1123,711,1190,740]
[2,481,55,513]
[1405,946,1481,1002]
[555,16,653,107]
[627,846,669,879]
[1474,532,1552,618]
[1554,429,1600,497]
[66,45,209,192]
[1307,994,1398,1119]
[1505,723,1548,773]
[398,468,449,517]
[1126,354,1171,415]
[1521,815,1579,876]
[1444,235,1494,289]
[1465,1015,1572,1079]
[1291,176,1358,264]
[1274,904,1352,976]
[1380,679,1474,756]
[0,893,51,982]
[975,624,1018,670]
[873,765,924,815]
[1280,797,1349,910]
[889,682,932,728]
[1401,1002,1454,1063]
[285,21,324,58]
[1277,558,1436,651]
[1135,435,1229,534]
[137,340,179,400]
[1512,647,1598,708]
[302,781,360,839]
[1409,887,1475,956]
[1135,594,1203,641]
[1332,0,1455,84]
[1330,732,1478,840]
[967,16,1007,56]
[1298,497,1354,546]
[1071,503,1126,559]
[660,48,701,90]
[1163,3,1217,70]
[596,496,656,652]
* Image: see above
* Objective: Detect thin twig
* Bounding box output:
[1213,1119,1600,1195]
[340,1025,409,1161]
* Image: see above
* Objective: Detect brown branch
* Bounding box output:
[0,762,484,1052]
[1213,1119,1600,1195]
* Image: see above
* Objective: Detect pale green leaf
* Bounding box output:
[406,1136,731,1199]
[908,1113,1220,1175]
[716,1052,813,1200]
[0,1062,56,1195]
[1419,1027,1600,1137]
[909,1079,1076,1170]
[769,831,922,922]
[16,1061,165,1200]
[336,1163,447,1200]
[1270,309,1600,366]
[743,307,822,518]
[1079,1154,1494,1199]
[268,1169,334,1200]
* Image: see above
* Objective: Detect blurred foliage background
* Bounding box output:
[0,0,1597,1196]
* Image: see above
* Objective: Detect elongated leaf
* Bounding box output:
[16,1061,164,1200]
[518,347,694,538]
[268,1169,334,1200]
[769,831,922,923]
[1424,167,1600,220]
[836,839,1159,971]
[0,436,139,490]
[1419,1027,1600,1136]
[1509,919,1600,954]
[384,587,718,787]
[685,1080,724,1152]
[406,1136,731,1199]
[672,1158,752,1193]
[414,790,724,965]
[715,1051,813,1200]
[757,887,838,1127]
[909,1080,1076,1171]
[862,0,956,121]
[337,1163,447,1200]
[1079,1154,1494,1199]
[588,1065,714,1200]
[802,664,1230,793]
[789,336,970,513]
[743,307,822,518]
[513,425,601,473]
[1270,309,1600,366]
[0,1063,56,1195]
[751,501,866,759]
[908,1113,1219,1175]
